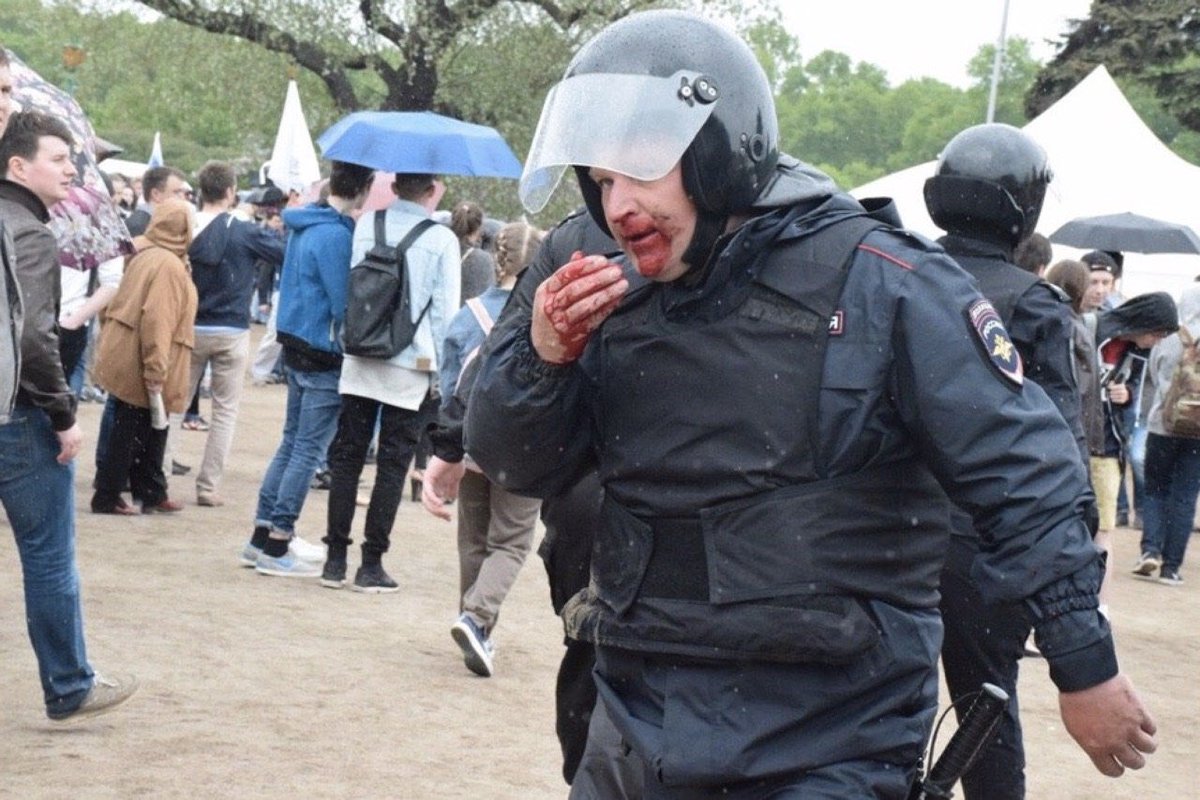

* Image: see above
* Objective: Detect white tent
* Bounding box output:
[97,157,149,179]
[852,66,1200,299]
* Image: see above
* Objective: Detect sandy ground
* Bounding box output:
[2,344,1198,798]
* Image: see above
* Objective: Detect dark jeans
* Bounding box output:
[1140,432,1200,572]
[58,326,89,392]
[324,394,418,559]
[1,404,94,714]
[938,535,1029,800]
[92,397,168,508]
[94,393,117,472]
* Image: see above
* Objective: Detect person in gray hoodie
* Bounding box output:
[1135,283,1200,585]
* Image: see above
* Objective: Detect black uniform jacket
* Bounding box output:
[466,192,1116,692]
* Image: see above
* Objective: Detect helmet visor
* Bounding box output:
[519,70,717,213]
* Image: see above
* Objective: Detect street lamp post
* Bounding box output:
[986,0,1011,123]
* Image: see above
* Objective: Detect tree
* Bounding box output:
[132,0,666,116]
[1028,0,1200,132]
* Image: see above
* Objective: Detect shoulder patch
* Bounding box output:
[966,298,1023,387]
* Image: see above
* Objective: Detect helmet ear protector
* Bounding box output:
[923,174,1028,246]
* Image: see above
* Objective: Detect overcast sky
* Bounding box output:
[777,0,1094,87]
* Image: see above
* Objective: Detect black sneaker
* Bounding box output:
[1159,569,1183,587]
[352,563,399,594]
[310,469,332,491]
[320,557,347,589]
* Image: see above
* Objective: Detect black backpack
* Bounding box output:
[342,213,437,359]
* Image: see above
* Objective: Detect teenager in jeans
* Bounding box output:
[242,161,375,576]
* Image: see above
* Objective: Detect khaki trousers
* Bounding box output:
[457,469,541,632]
[189,330,249,497]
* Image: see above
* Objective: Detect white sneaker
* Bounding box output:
[255,552,321,578]
[288,534,326,563]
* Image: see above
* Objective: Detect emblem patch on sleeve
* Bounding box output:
[966,298,1023,387]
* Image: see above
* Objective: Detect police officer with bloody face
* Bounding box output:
[924,123,1089,800]
[466,10,1156,797]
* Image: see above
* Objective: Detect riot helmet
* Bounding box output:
[923,123,1052,248]
[519,9,779,239]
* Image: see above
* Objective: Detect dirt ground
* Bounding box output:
[2,346,1198,798]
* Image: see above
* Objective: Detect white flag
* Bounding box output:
[266,81,321,194]
[148,131,163,168]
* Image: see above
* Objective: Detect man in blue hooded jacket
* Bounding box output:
[240,160,376,576]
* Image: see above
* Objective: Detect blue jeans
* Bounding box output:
[254,368,342,534]
[0,404,94,714]
[1140,432,1200,573]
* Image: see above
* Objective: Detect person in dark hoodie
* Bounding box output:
[187,161,284,508]
[1089,291,1179,598]
[240,160,375,576]
[464,11,1157,796]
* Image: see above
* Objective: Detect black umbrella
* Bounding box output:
[1048,212,1200,255]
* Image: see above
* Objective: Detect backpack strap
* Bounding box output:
[373,210,387,247]
[464,297,494,336]
[397,218,440,329]
[396,218,438,251]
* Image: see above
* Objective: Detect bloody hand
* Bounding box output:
[531,252,628,364]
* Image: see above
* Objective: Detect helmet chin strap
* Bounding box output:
[680,208,728,285]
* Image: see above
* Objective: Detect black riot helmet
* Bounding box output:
[923,123,1052,248]
[519,9,779,238]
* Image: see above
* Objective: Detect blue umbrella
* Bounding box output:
[316,111,523,179]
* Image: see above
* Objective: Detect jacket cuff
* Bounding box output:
[1045,629,1119,692]
[514,329,573,383]
[429,422,465,463]
[49,402,77,432]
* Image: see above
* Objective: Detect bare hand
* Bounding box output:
[1059,673,1156,777]
[420,456,466,521]
[1107,382,1130,405]
[58,310,84,331]
[145,380,164,393]
[531,252,627,364]
[55,422,83,464]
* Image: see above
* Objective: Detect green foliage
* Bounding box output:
[774,41,1044,190]
[1,0,341,181]
[1028,0,1200,134]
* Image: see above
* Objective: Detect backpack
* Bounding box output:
[341,213,437,359]
[1161,326,1200,437]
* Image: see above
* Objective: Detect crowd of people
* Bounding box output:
[2,11,1197,796]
